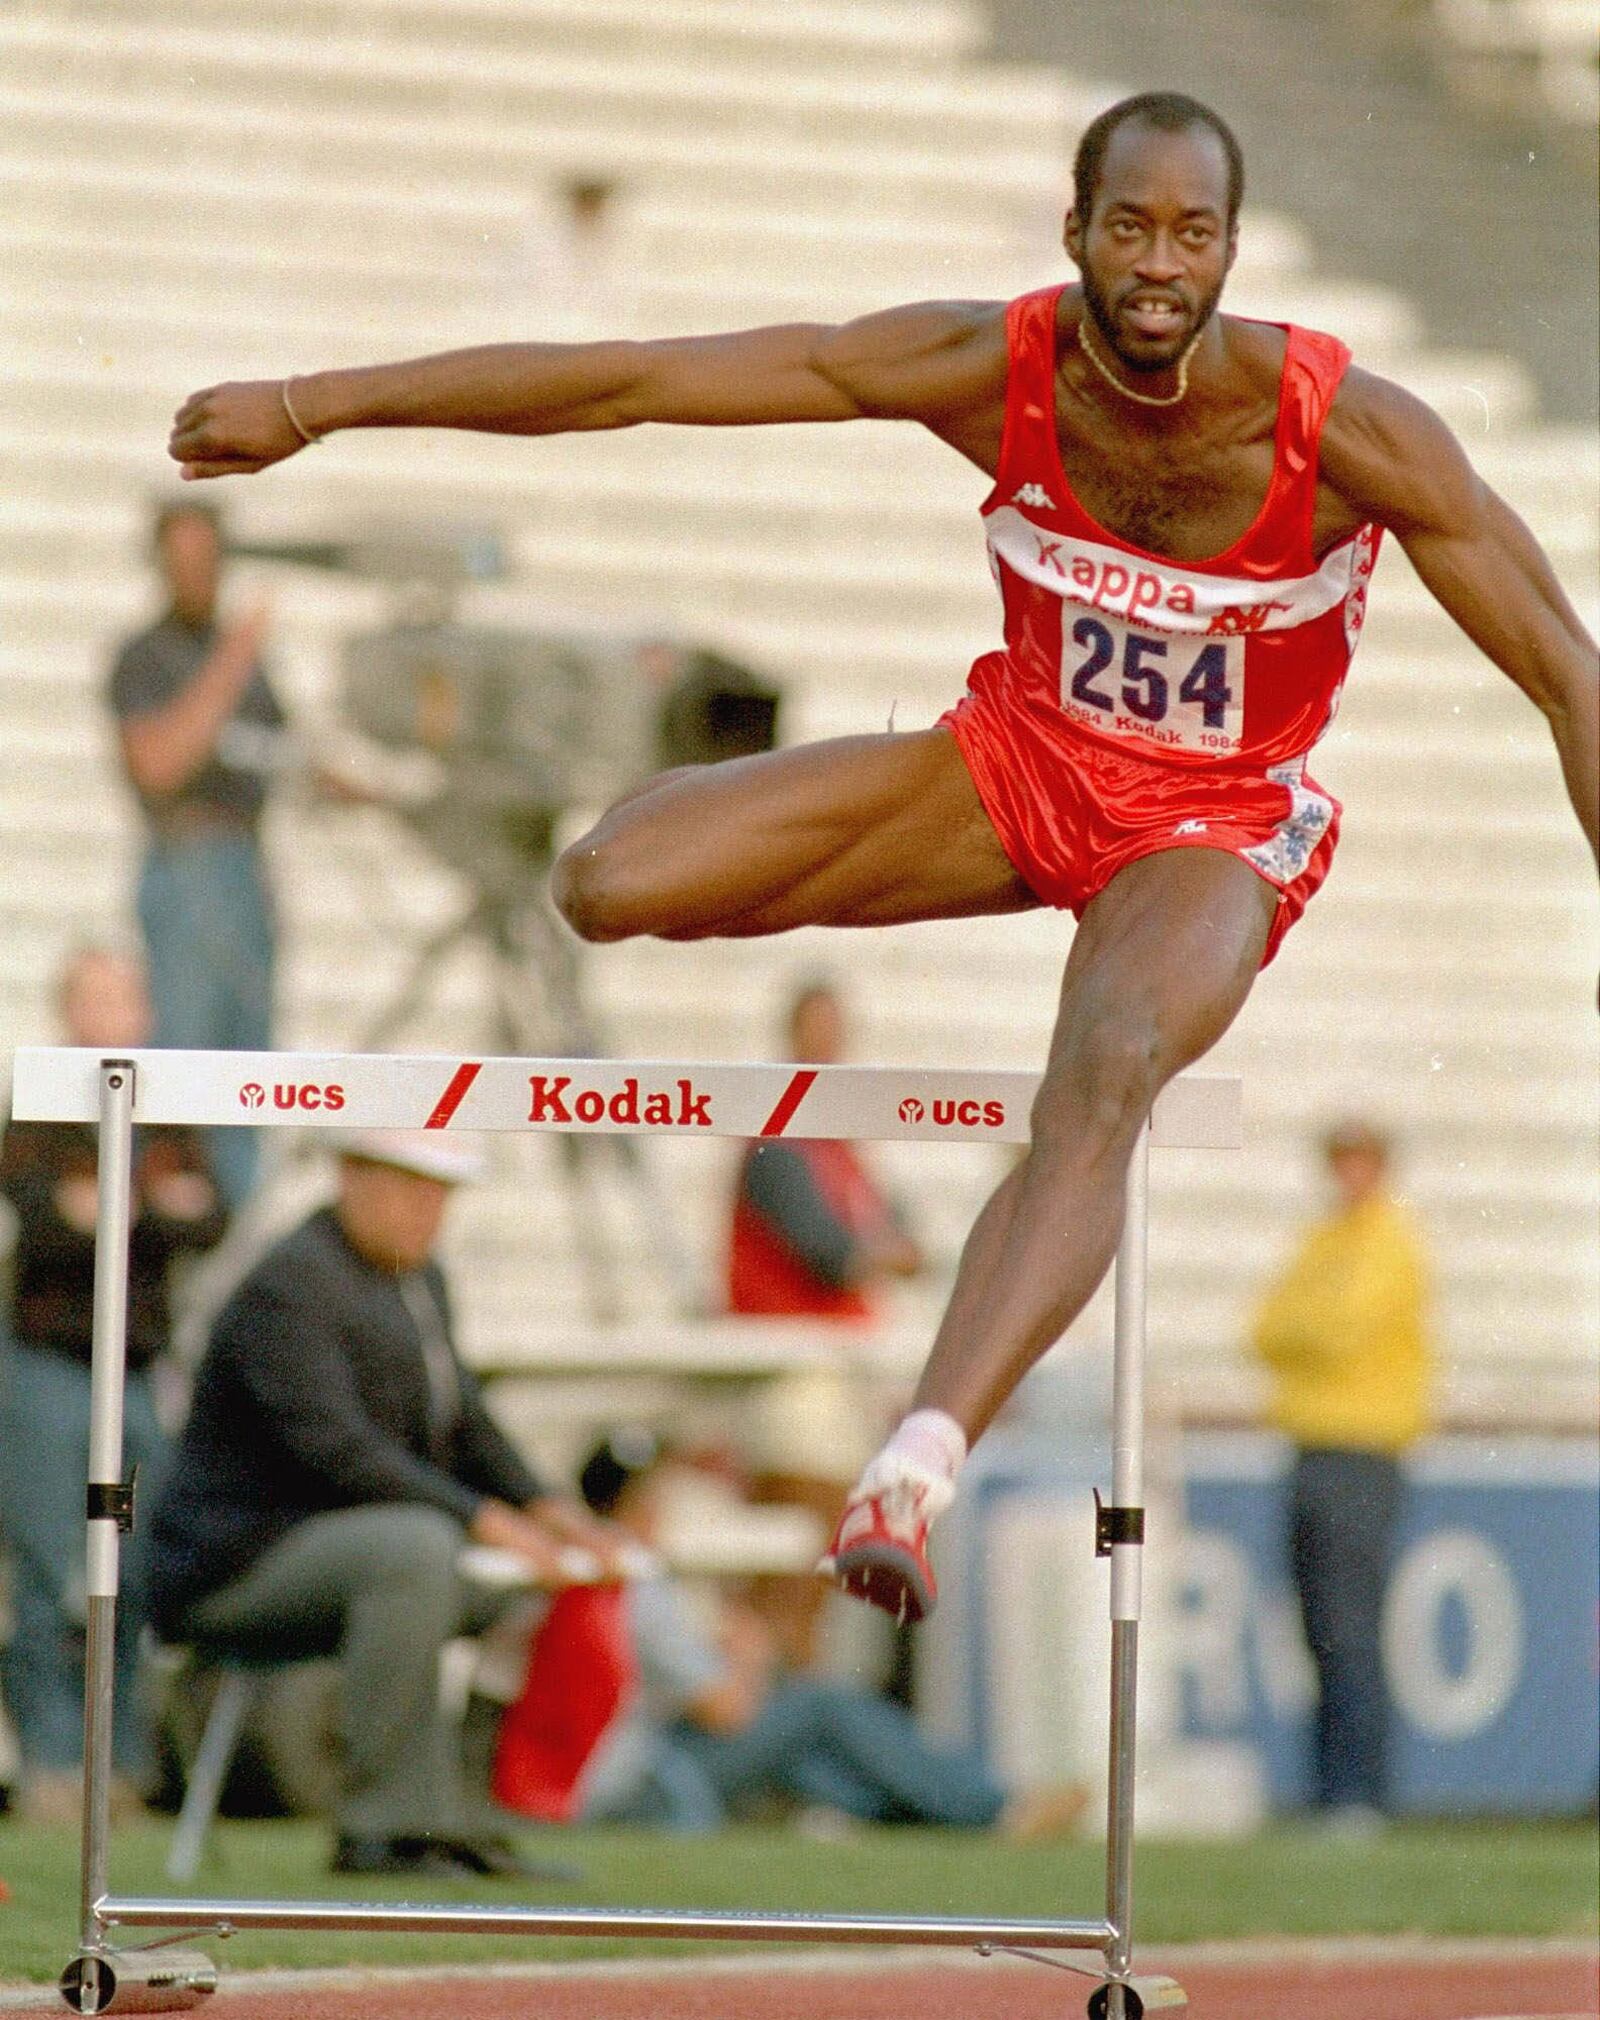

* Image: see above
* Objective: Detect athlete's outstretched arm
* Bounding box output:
[1321,369,1599,867]
[167,301,1006,481]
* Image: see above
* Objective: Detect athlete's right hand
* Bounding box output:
[168,379,308,481]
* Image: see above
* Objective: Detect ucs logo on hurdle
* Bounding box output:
[900,1095,1006,1129]
[238,1080,346,1112]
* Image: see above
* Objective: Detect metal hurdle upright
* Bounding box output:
[12,1045,1242,2019]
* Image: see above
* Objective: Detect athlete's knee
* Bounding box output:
[550,836,644,944]
[1036,1005,1167,1156]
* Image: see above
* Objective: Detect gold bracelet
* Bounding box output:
[280,378,322,446]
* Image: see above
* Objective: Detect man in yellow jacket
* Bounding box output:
[1251,1118,1431,1827]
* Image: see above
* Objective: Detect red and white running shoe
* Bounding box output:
[818,1482,938,1623]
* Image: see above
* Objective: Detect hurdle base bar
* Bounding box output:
[59,1948,217,2015]
[77,1901,1124,2017]
[96,1896,1113,1950]
[1087,1976,1189,2018]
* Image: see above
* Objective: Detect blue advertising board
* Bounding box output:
[1178,1432,1600,1814]
[923,1427,1598,1818]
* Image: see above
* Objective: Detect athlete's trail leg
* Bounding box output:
[915,847,1274,1439]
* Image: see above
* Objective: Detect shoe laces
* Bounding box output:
[887,1477,928,1524]
[858,1454,953,1529]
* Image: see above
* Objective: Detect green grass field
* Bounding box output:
[1,1816,1596,1985]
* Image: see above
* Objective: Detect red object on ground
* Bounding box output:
[491,1583,636,1822]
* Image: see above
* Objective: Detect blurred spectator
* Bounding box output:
[0,946,226,1824]
[107,500,288,1209]
[1250,1117,1432,1830]
[728,977,923,1669]
[506,171,627,337]
[145,1132,620,1877]
[493,1431,1086,1840]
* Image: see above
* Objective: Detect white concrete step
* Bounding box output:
[0,18,1081,159]
[18,0,991,78]
[0,96,1056,286]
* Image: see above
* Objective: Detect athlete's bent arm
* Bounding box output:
[1321,371,1600,866]
[167,301,1006,481]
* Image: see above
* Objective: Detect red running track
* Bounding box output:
[9,1946,1589,2020]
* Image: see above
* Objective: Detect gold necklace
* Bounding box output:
[1077,312,1200,409]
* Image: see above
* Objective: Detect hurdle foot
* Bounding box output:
[58,1948,217,2014]
[1086,1974,1188,2018]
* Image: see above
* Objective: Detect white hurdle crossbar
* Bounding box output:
[14,1047,1241,2020]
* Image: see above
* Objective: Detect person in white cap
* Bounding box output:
[146,1131,621,1877]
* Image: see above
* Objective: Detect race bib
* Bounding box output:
[1060,611,1245,755]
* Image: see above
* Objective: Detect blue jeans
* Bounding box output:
[1289,1446,1402,1811]
[137,832,275,1209]
[0,1339,169,1780]
[631,1680,1007,1832]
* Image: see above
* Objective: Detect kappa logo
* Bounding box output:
[1173,819,1209,836]
[1012,483,1055,509]
[1206,599,1290,636]
[528,1074,712,1128]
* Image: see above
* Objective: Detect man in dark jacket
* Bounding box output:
[148,1130,617,1876]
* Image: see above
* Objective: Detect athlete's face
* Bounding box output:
[1066,122,1237,375]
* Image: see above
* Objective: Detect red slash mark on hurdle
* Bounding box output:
[425,1061,482,1129]
[758,1068,817,1138]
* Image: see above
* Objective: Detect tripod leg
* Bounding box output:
[606,1136,708,1315]
[503,895,708,1317]
[361,904,485,1051]
[556,1136,624,1325]
[489,911,627,1324]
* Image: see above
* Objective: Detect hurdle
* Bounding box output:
[12,1045,1241,2020]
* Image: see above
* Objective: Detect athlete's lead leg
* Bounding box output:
[828,847,1276,1617]
[552,729,1034,940]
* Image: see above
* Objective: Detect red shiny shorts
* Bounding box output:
[942,665,1340,968]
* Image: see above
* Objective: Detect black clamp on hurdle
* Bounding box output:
[87,1472,138,1535]
[1095,1488,1145,1558]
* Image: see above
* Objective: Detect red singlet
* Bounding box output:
[943,285,1381,963]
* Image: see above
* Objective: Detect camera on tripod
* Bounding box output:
[230,522,782,897]
[344,624,780,897]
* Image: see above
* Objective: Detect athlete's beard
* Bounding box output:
[1080,263,1224,376]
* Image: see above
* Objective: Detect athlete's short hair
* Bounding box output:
[1072,92,1244,231]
